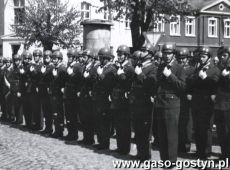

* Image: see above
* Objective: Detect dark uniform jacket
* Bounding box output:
[80,62,98,100]
[215,62,230,111]
[111,60,135,109]
[155,60,186,109]
[7,66,24,94]
[93,62,117,113]
[64,62,83,99]
[50,63,67,97]
[129,59,157,106]
[25,63,41,94]
[188,63,220,109]
[37,63,53,97]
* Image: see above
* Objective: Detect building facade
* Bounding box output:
[0,0,132,57]
[152,0,230,54]
[1,0,230,57]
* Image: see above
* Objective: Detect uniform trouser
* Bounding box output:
[51,95,64,134]
[30,93,42,129]
[6,92,22,123]
[0,92,7,119]
[79,95,95,143]
[132,105,152,160]
[152,106,158,144]
[95,108,111,148]
[215,110,230,158]
[178,100,193,152]
[157,107,180,162]
[22,93,32,127]
[64,97,79,137]
[112,108,131,153]
[192,107,213,158]
[40,95,52,131]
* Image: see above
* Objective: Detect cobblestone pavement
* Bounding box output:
[0,122,222,170]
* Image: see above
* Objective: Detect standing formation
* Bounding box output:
[0,43,229,167]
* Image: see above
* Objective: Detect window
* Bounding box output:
[208,17,218,37]
[153,15,165,32]
[125,19,131,29]
[185,16,195,36]
[14,0,25,25]
[14,0,25,6]
[81,2,91,20]
[224,19,230,38]
[170,16,180,36]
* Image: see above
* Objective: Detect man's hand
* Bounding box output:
[199,70,207,80]
[211,95,216,102]
[17,92,21,98]
[83,71,89,78]
[19,68,25,74]
[30,65,35,72]
[67,67,73,75]
[97,66,103,75]
[117,68,125,75]
[163,66,172,77]
[41,66,46,74]
[222,69,230,77]
[187,94,192,101]
[52,69,57,77]
[135,66,142,75]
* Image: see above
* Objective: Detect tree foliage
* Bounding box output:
[100,0,195,50]
[12,0,82,50]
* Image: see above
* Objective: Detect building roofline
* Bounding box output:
[201,0,230,12]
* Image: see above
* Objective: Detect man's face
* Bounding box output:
[117,52,126,63]
[79,55,88,64]
[5,61,11,68]
[177,57,187,65]
[162,52,174,63]
[67,55,74,63]
[220,52,229,64]
[100,57,109,66]
[23,56,32,65]
[200,54,209,65]
[14,59,20,67]
[43,56,51,65]
[33,54,41,63]
[52,57,59,65]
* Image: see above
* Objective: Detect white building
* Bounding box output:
[0,0,132,57]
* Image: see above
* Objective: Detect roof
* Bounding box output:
[189,0,220,10]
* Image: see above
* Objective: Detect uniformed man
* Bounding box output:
[49,51,66,138]
[0,56,7,121]
[79,49,98,145]
[93,47,117,150]
[129,43,157,161]
[110,45,134,155]
[188,46,219,159]
[20,51,34,128]
[6,54,23,124]
[176,48,194,153]
[3,57,13,122]
[29,49,43,130]
[38,50,54,135]
[64,48,82,141]
[214,46,230,160]
[33,49,43,65]
[155,43,185,164]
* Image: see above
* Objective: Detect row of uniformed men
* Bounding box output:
[0,43,229,165]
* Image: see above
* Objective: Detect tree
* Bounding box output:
[12,0,82,50]
[100,0,194,51]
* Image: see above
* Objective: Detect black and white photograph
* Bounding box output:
[0,0,230,169]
